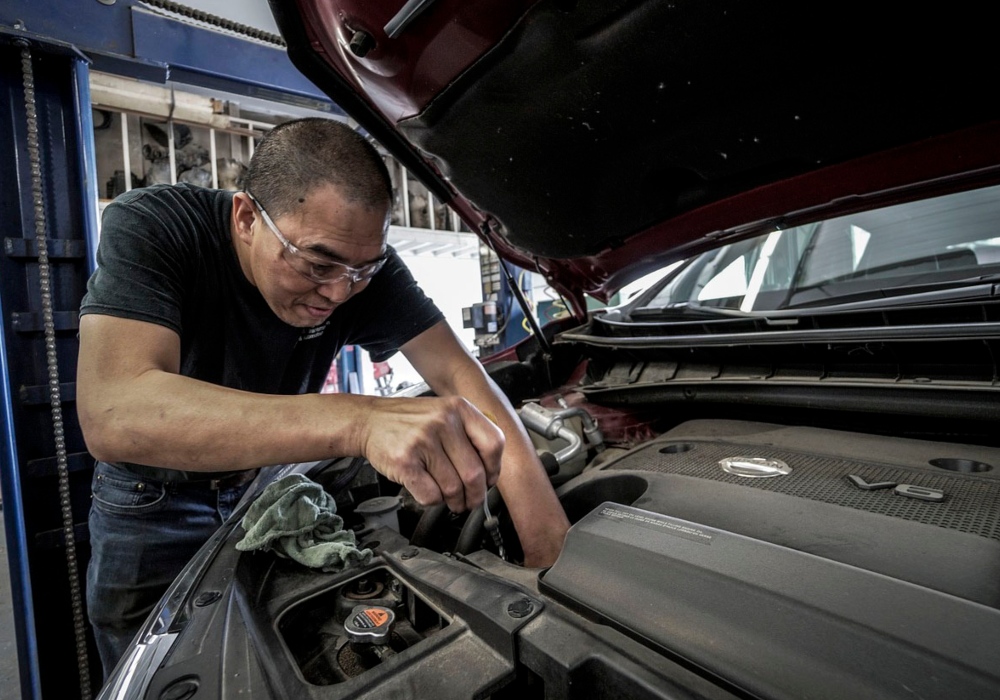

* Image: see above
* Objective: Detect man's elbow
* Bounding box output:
[78,401,125,463]
[79,421,113,463]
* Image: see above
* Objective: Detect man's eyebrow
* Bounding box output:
[302,243,349,262]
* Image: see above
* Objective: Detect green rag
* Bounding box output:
[236,473,372,572]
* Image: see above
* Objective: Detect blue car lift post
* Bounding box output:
[0,3,340,698]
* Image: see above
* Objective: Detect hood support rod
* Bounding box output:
[481,222,553,357]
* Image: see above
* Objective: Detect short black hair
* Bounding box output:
[243,118,392,218]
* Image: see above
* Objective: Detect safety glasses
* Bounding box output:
[246,191,387,286]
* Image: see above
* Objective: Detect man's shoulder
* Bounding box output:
[109,183,232,211]
[102,184,234,248]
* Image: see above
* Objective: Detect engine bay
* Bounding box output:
[94,319,1000,700]
[125,367,1000,700]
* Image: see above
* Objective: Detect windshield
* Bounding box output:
[636,184,1000,315]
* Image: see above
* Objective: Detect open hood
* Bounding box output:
[269,0,1000,312]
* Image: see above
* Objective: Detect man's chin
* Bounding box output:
[296,304,335,326]
[266,298,336,328]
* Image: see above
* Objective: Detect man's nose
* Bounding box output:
[317,275,353,302]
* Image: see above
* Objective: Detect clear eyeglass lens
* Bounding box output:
[251,193,386,284]
[290,253,384,284]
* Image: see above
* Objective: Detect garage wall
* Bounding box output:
[357,253,483,394]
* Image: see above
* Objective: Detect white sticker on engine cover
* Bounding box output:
[598,505,714,545]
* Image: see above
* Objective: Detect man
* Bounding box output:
[77,117,569,679]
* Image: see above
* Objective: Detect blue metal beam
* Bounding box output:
[0,5,343,697]
[1,25,107,699]
[73,62,101,275]
[1,0,342,113]
[0,284,42,700]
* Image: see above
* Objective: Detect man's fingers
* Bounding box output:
[438,436,488,511]
[423,444,473,512]
[439,405,498,509]
[388,438,482,512]
[362,396,506,512]
[402,468,444,508]
[417,400,502,511]
[463,407,504,488]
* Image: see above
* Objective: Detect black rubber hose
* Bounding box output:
[328,457,367,493]
[453,451,559,555]
[453,487,503,555]
[538,450,560,476]
[409,503,450,548]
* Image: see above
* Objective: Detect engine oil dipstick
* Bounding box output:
[482,491,507,561]
[481,410,508,561]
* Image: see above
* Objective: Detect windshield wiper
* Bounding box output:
[629,275,1000,322]
[784,274,1000,312]
[630,302,755,320]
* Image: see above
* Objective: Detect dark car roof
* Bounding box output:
[271,0,1000,310]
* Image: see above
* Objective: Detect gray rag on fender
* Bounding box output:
[236,473,372,572]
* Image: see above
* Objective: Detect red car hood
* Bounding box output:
[269,0,1000,317]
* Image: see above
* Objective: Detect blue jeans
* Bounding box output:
[86,461,252,681]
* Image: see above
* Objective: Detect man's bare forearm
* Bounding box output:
[78,315,503,510]
[79,364,378,470]
[77,314,504,512]
[80,365,505,506]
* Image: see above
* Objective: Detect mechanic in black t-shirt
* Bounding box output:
[77,118,569,680]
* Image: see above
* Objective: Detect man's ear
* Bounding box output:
[231,192,256,246]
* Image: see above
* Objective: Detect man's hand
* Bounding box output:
[399,322,570,568]
[358,395,504,513]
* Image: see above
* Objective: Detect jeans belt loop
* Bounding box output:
[207,469,257,491]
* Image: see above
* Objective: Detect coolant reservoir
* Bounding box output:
[355,495,401,532]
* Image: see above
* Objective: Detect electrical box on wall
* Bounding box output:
[462,301,499,348]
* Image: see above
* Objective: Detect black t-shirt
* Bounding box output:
[80,184,444,474]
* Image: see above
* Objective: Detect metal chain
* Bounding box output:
[15,6,282,696]
[18,43,92,699]
[140,0,286,46]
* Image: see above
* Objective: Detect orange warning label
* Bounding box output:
[364,608,389,627]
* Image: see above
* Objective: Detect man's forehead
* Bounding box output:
[297,180,391,215]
